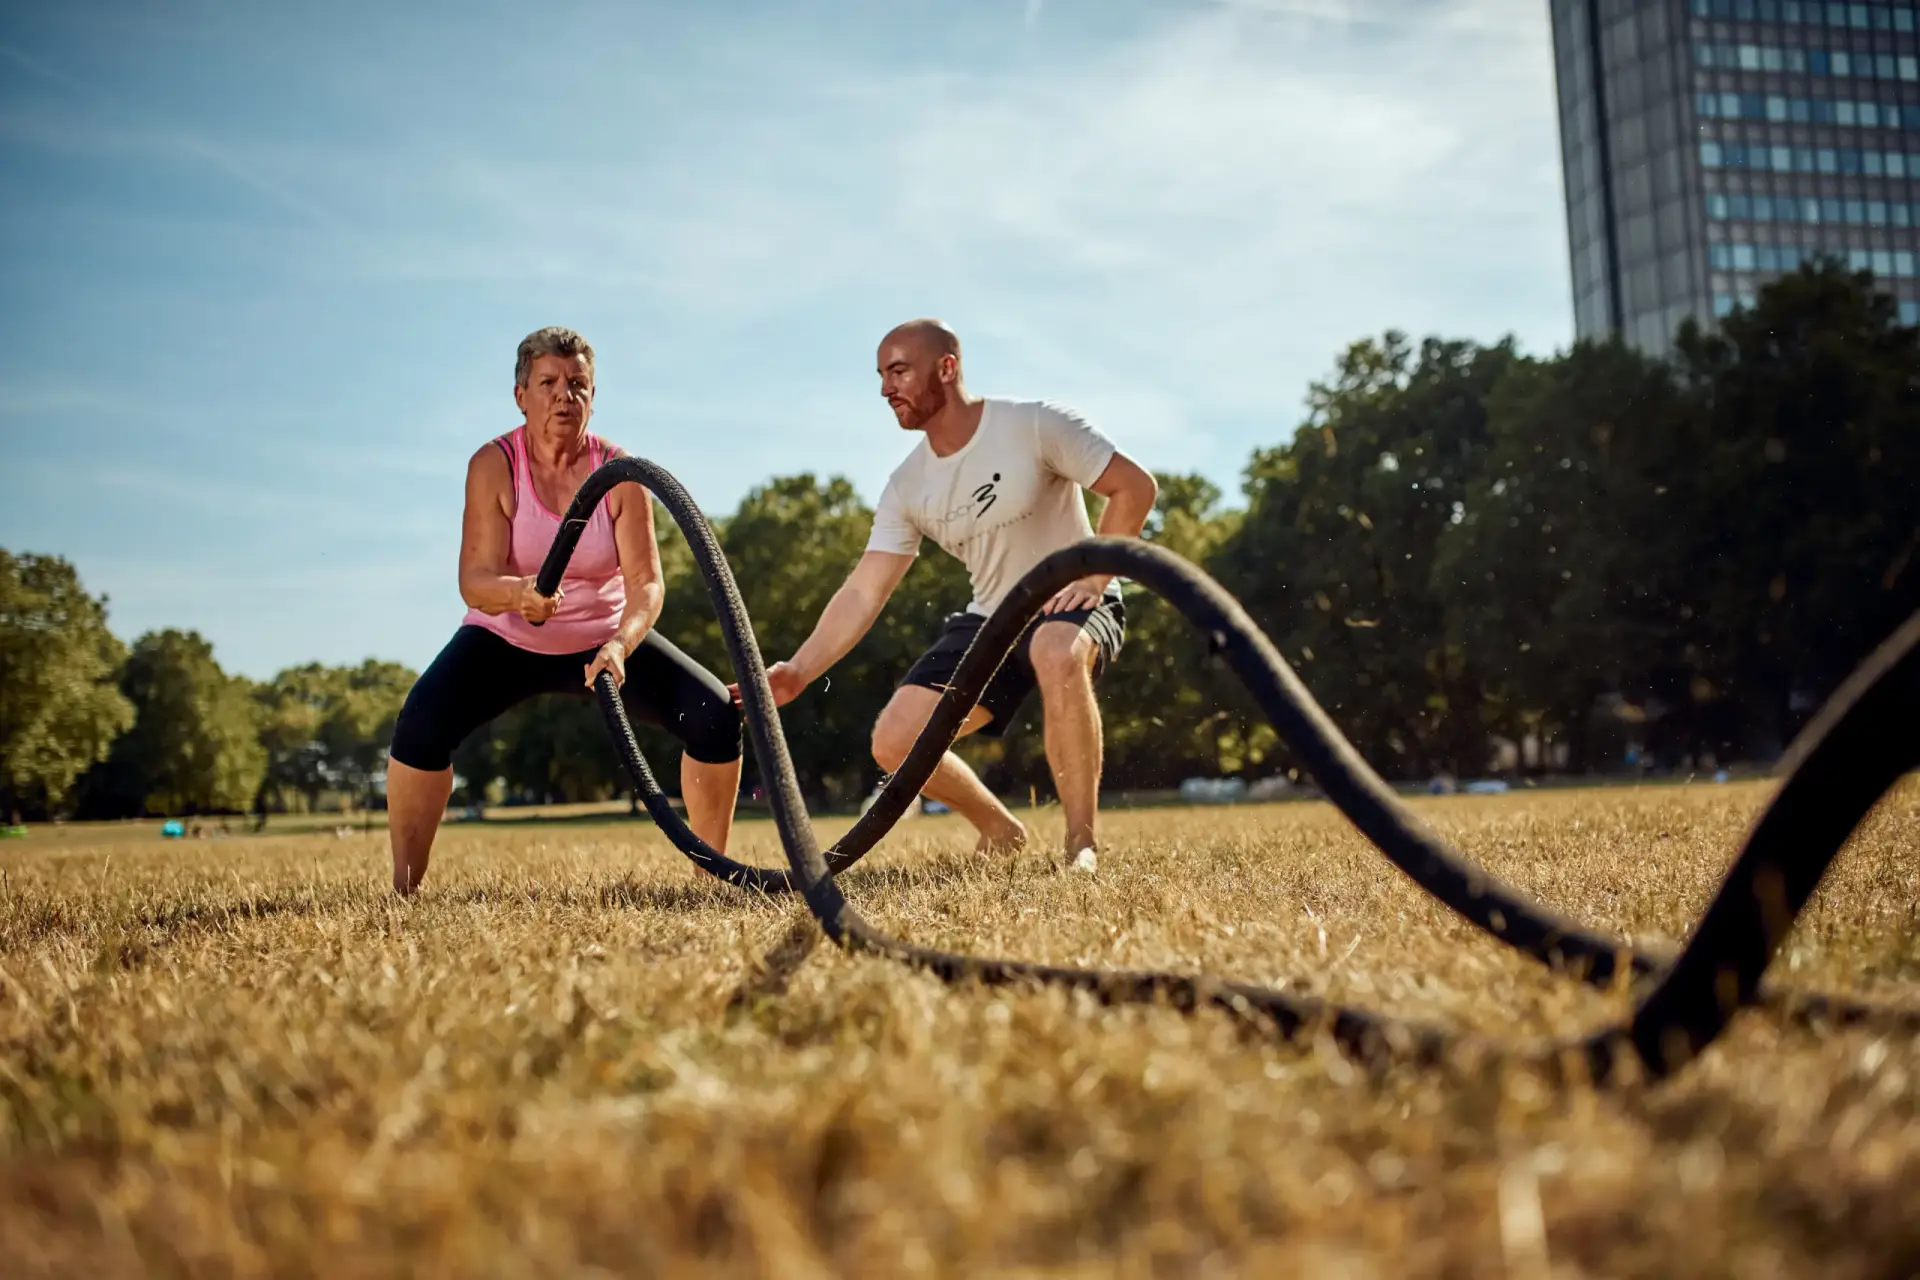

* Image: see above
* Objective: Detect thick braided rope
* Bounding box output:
[542,457,1920,1083]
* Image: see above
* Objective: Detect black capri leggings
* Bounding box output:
[389,625,743,771]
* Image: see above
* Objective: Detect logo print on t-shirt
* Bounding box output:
[973,474,1001,517]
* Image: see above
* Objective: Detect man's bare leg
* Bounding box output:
[871,686,1027,852]
[1030,621,1103,858]
[386,757,453,896]
[681,755,742,852]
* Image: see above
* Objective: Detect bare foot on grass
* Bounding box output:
[974,818,1029,857]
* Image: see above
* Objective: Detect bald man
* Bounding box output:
[746,320,1159,865]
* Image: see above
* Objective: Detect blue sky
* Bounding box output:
[0,0,1572,680]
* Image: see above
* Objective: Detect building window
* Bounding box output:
[1697,41,1920,81]
[1902,300,1920,325]
[1714,293,1737,317]
[1694,90,1920,131]
[1700,236,1913,279]
[1700,138,1920,174]
[1693,0,1920,31]
[1706,195,1920,228]
[1692,236,1919,282]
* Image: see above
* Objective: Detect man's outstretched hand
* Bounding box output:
[729,660,809,708]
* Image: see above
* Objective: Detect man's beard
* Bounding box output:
[896,386,945,430]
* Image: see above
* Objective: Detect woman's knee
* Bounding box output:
[679,698,744,766]
[388,685,455,772]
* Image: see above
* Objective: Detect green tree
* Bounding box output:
[255,663,335,812]
[493,695,625,804]
[0,551,135,820]
[1669,259,1920,759]
[1213,334,1517,779]
[253,660,416,813]
[322,659,416,808]
[1432,338,1696,772]
[86,629,265,816]
[1125,473,1260,785]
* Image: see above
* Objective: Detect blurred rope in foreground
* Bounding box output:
[538,455,1920,1086]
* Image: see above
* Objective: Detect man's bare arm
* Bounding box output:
[734,550,917,705]
[1043,452,1159,613]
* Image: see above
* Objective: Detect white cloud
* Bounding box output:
[726,0,1568,465]
[357,0,1561,457]
[436,0,1551,495]
[257,0,1565,341]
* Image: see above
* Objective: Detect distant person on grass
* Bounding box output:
[738,320,1158,867]
[385,327,743,896]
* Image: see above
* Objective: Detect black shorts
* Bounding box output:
[389,624,742,771]
[899,588,1126,738]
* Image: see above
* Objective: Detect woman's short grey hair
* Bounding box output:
[515,326,595,388]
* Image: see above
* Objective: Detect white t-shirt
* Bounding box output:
[866,397,1118,615]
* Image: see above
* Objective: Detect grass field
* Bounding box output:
[3,781,1917,1278]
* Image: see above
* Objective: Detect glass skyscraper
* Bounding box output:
[1550,0,1920,353]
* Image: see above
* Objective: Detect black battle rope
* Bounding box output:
[538,457,1920,1084]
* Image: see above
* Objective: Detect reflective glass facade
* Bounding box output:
[1550,0,1920,352]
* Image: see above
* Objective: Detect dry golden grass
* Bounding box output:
[3,780,1918,1278]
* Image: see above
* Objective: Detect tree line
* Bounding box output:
[0,575,420,823]
[3,262,1914,821]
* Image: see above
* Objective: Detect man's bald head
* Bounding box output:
[881,318,962,363]
[877,319,966,432]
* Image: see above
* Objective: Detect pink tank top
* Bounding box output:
[463,426,626,655]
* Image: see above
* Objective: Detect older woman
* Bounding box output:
[385,326,742,895]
